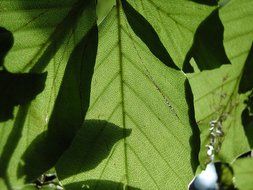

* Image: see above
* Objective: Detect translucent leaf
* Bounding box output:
[0,0,96,188]
[232,157,253,190]
[188,0,253,168]
[56,2,197,189]
[126,0,214,68]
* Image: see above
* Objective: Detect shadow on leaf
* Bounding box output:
[241,91,253,147]
[183,9,230,72]
[0,27,47,122]
[238,43,253,94]
[18,25,98,182]
[190,0,218,6]
[184,79,200,173]
[122,0,179,70]
[0,27,13,67]
[55,120,131,180]
[64,180,140,190]
[0,71,47,122]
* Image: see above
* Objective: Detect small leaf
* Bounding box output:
[232,157,253,190]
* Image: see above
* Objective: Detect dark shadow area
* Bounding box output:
[122,0,179,70]
[215,163,236,190]
[18,25,98,182]
[64,180,140,190]
[241,91,253,147]
[0,27,13,67]
[190,0,218,6]
[0,71,47,122]
[183,9,230,72]
[238,43,253,94]
[55,120,132,180]
[0,27,47,122]
[184,79,200,173]
[238,151,252,159]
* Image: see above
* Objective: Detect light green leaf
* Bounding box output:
[56,1,197,189]
[188,0,253,168]
[126,0,215,68]
[220,0,253,66]
[232,157,253,190]
[188,63,250,167]
[0,0,96,188]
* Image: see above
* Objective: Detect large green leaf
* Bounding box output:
[0,0,96,189]
[126,0,214,68]
[188,0,253,168]
[56,1,198,189]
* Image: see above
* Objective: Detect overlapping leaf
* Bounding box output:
[188,0,253,168]
[0,0,96,189]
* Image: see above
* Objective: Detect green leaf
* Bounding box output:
[18,25,98,182]
[126,0,214,68]
[0,0,96,188]
[220,0,253,66]
[189,64,250,167]
[232,157,253,190]
[56,2,197,189]
[188,0,253,168]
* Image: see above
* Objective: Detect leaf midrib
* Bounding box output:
[116,0,129,186]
